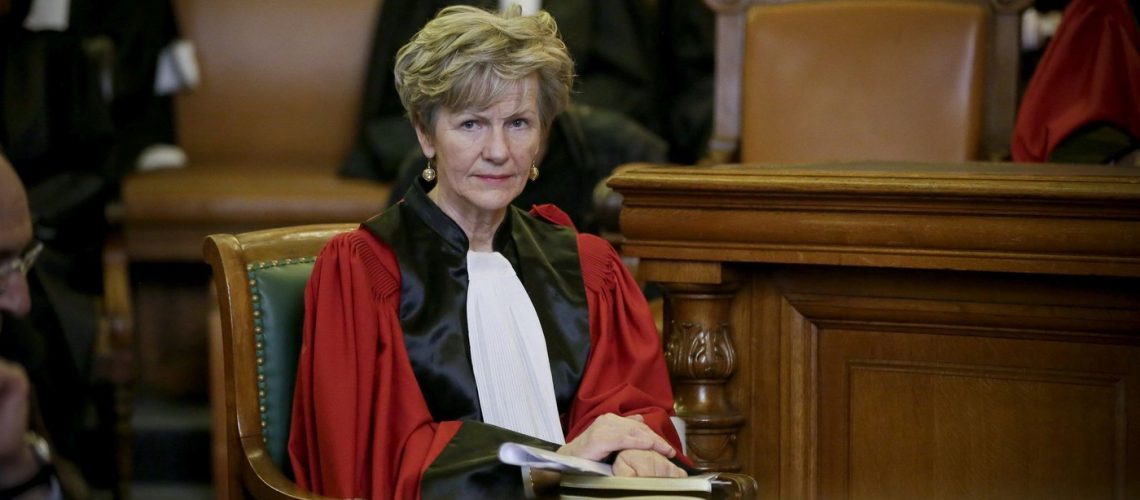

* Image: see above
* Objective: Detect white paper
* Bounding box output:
[498,443,613,476]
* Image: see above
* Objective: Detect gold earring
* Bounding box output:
[422,158,437,182]
[529,163,539,181]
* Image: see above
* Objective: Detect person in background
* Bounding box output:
[1011,0,1140,164]
[288,6,689,499]
[0,153,88,500]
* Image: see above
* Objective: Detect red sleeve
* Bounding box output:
[530,203,577,231]
[288,229,460,499]
[567,233,692,467]
[1011,0,1140,162]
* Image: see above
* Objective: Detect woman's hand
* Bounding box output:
[613,449,687,478]
[557,413,679,470]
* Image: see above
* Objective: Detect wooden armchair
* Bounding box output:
[205,224,758,499]
[204,224,353,499]
[703,0,1033,164]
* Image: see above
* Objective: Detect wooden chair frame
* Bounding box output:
[204,224,355,500]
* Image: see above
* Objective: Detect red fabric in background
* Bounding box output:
[1011,0,1140,162]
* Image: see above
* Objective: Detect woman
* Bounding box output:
[288,6,688,499]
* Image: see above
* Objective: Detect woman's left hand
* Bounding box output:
[613,449,688,478]
[558,413,676,462]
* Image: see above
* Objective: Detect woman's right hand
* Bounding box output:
[557,413,676,462]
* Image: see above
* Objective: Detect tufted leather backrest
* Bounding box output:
[205,224,356,498]
[737,0,987,164]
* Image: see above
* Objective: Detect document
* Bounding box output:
[498,442,613,476]
[499,442,720,499]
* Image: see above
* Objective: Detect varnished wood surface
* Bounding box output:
[612,162,1140,499]
[612,162,1140,276]
[122,168,388,261]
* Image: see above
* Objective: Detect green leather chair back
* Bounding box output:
[246,257,316,473]
[206,223,356,498]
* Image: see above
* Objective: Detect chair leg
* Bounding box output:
[208,288,235,500]
[98,226,136,499]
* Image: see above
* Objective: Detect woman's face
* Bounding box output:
[415,75,542,225]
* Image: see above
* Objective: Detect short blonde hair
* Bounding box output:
[394,5,575,134]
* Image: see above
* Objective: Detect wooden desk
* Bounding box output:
[611,162,1140,499]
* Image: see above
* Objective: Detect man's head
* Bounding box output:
[0,153,32,320]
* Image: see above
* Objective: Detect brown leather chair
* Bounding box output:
[120,0,389,262]
[205,224,758,500]
[702,0,1033,164]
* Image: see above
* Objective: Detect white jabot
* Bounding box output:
[500,0,541,15]
[466,251,565,444]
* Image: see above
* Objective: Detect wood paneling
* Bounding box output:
[612,162,1140,499]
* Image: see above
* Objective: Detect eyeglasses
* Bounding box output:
[0,240,43,281]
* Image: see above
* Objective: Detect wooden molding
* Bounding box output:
[612,163,1140,277]
[614,162,1140,498]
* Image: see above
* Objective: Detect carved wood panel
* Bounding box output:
[761,266,1140,499]
[618,162,1140,500]
[839,359,1123,499]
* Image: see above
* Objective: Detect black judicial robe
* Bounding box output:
[288,185,685,499]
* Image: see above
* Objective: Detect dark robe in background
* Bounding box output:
[1012,0,1140,163]
[289,186,686,499]
[97,0,181,181]
[341,0,713,186]
[1,1,179,493]
[0,6,110,491]
[657,0,716,165]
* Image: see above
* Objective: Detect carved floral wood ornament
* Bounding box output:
[667,322,737,380]
[662,281,744,472]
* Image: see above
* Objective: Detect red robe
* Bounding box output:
[288,202,685,499]
[1011,0,1140,162]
